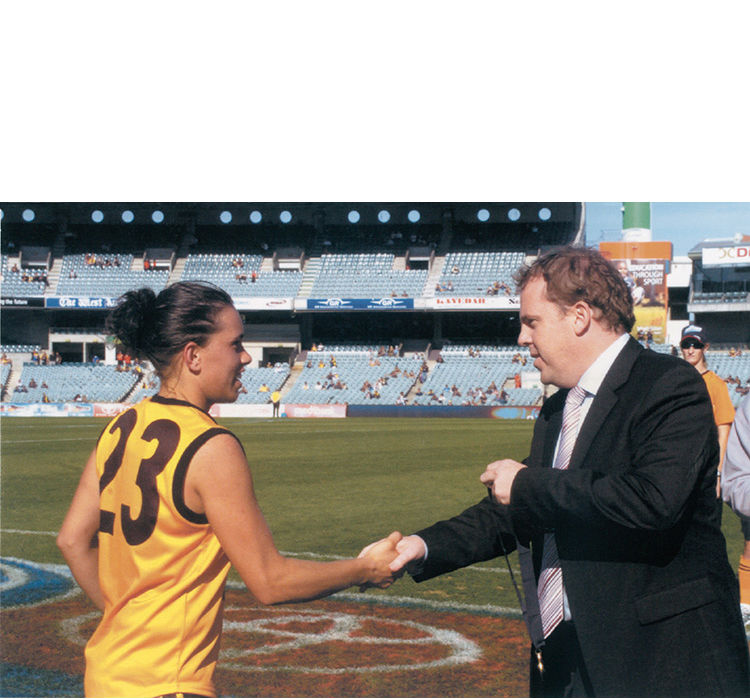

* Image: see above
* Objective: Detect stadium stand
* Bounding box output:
[283,347,422,405]
[308,253,429,298]
[11,363,140,403]
[181,253,303,298]
[234,365,290,404]
[432,251,525,297]
[1,255,48,297]
[3,203,748,413]
[55,253,170,297]
[411,347,542,406]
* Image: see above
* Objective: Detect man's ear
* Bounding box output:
[182,341,202,373]
[571,301,593,336]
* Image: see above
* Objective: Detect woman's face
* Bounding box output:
[198,305,252,405]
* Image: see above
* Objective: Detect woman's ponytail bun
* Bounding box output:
[105,288,158,359]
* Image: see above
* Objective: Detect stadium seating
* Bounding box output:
[433,251,525,296]
[11,363,140,403]
[693,290,750,304]
[308,254,428,298]
[411,348,541,406]
[1,256,48,296]
[283,348,422,405]
[56,254,170,297]
[234,365,290,404]
[181,253,303,297]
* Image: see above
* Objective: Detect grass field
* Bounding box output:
[1,416,747,697]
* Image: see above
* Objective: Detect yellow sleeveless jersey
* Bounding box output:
[85,396,236,698]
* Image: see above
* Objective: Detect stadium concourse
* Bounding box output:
[1,202,749,418]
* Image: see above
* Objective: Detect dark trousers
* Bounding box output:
[529,621,595,698]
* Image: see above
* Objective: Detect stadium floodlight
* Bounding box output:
[378,210,391,223]
[280,210,292,223]
[92,210,104,223]
[152,210,164,223]
[250,211,262,223]
[508,208,521,221]
[408,209,420,223]
[348,210,360,224]
[22,208,35,222]
[220,211,233,224]
[477,208,490,222]
[122,210,134,223]
[538,207,551,221]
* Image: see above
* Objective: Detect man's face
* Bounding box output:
[680,338,707,369]
[517,276,578,388]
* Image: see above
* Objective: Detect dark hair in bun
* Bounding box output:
[105,281,234,377]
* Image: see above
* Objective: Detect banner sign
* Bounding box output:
[233,298,294,311]
[0,402,94,417]
[305,298,415,310]
[429,296,520,310]
[702,245,750,266]
[45,297,118,309]
[284,404,348,418]
[0,297,45,307]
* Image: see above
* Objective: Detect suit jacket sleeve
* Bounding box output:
[413,495,517,582]
[509,352,719,542]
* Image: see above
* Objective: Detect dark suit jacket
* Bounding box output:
[415,337,750,696]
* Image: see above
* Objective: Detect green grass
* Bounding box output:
[1,417,745,611]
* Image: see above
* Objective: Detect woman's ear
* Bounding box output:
[182,341,202,373]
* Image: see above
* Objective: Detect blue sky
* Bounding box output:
[584,203,750,258]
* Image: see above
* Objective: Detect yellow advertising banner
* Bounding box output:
[600,242,673,345]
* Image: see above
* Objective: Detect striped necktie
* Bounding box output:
[537,384,589,638]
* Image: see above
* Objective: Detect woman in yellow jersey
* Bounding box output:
[57,282,401,698]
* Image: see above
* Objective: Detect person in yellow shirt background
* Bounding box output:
[271,389,281,417]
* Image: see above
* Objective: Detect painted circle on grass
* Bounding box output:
[220,606,482,673]
[60,605,482,674]
[0,558,77,609]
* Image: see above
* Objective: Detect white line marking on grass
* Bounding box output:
[4,437,96,444]
[2,528,59,536]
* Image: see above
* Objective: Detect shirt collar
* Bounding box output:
[578,333,630,398]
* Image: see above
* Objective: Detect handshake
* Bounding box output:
[352,458,526,591]
[354,532,427,591]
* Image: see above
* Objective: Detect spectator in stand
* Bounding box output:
[271,390,281,417]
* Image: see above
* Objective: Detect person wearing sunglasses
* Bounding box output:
[680,325,735,488]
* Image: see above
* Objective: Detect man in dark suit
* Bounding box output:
[370,246,750,696]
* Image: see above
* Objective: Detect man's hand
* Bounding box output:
[480,459,526,505]
[358,531,402,590]
[388,535,427,575]
[358,533,426,590]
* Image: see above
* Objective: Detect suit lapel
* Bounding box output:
[568,337,643,470]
